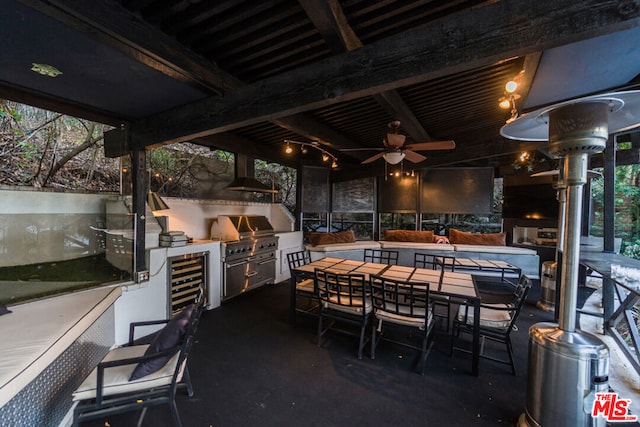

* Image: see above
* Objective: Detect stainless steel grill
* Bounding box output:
[211,215,278,300]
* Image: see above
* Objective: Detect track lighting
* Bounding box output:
[284,139,338,168]
[499,75,522,123]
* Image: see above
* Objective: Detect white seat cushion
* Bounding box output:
[375,306,433,329]
[305,241,381,252]
[378,241,455,251]
[324,297,372,315]
[72,344,182,401]
[456,304,512,329]
[452,244,537,255]
[296,278,315,293]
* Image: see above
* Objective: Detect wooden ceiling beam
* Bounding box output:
[129,0,640,148]
[417,139,547,168]
[299,0,432,141]
[0,80,123,127]
[272,114,363,151]
[191,134,300,169]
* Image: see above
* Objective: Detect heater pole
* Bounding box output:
[558,153,588,332]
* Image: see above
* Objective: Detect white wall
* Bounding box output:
[158,197,273,239]
[275,231,304,283]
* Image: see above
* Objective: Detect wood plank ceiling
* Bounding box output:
[3,0,640,175]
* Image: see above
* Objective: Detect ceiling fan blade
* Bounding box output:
[403,150,427,163]
[361,152,386,164]
[406,140,456,151]
[340,147,385,152]
[531,169,602,178]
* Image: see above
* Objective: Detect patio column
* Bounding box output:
[131,148,147,275]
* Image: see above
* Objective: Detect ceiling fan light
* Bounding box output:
[383,152,405,165]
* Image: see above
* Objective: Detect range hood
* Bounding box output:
[226,153,277,193]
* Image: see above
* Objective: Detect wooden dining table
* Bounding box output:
[435,256,521,282]
[289,257,482,376]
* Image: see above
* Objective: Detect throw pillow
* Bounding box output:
[448,229,506,246]
[0,304,11,316]
[129,305,194,381]
[384,230,434,243]
[307,230,356,246]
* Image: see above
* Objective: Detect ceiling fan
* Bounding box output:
[340,121,456,164]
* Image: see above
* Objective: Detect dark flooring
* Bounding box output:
[83,280,638,427]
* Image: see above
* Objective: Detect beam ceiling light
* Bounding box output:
[30,63,62,77]
[499,77,522,123]
[382,151,405,165]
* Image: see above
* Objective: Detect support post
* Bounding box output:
[602,135,616,327]
[131,148,147,275]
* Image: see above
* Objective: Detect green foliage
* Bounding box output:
[255,159,297,214]
[622,239,640,260]
[591,162,640,253]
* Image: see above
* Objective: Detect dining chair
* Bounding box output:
[287,249,317,325]
[314,269,372,359]
[72,294,204,426]
[414,252,455,332]
[369,274,435,375]
[364,248,399,265]
[451,274,532,374]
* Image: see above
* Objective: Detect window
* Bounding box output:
[331,212,374,241]
[378,213,417,240]
[301,212,329,234]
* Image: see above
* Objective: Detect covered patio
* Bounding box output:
[1,1,640,426]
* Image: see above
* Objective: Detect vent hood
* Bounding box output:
[226,153,277,193]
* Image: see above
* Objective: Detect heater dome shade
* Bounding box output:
[500,90,640,141]
[383,152,406,164]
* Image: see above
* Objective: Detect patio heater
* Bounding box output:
[501,91,640,427]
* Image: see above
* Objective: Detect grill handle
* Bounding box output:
[226,260,248,268]
[246,271,258,277]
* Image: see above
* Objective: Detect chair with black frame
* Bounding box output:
[364,248,399,265]
[414,253,456,332]
[72,291,204,427]
[314,269,372,359]
[413,253,457,279]
[287,249,317,325]
[369,274,435,375]
[450,274,532,375]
